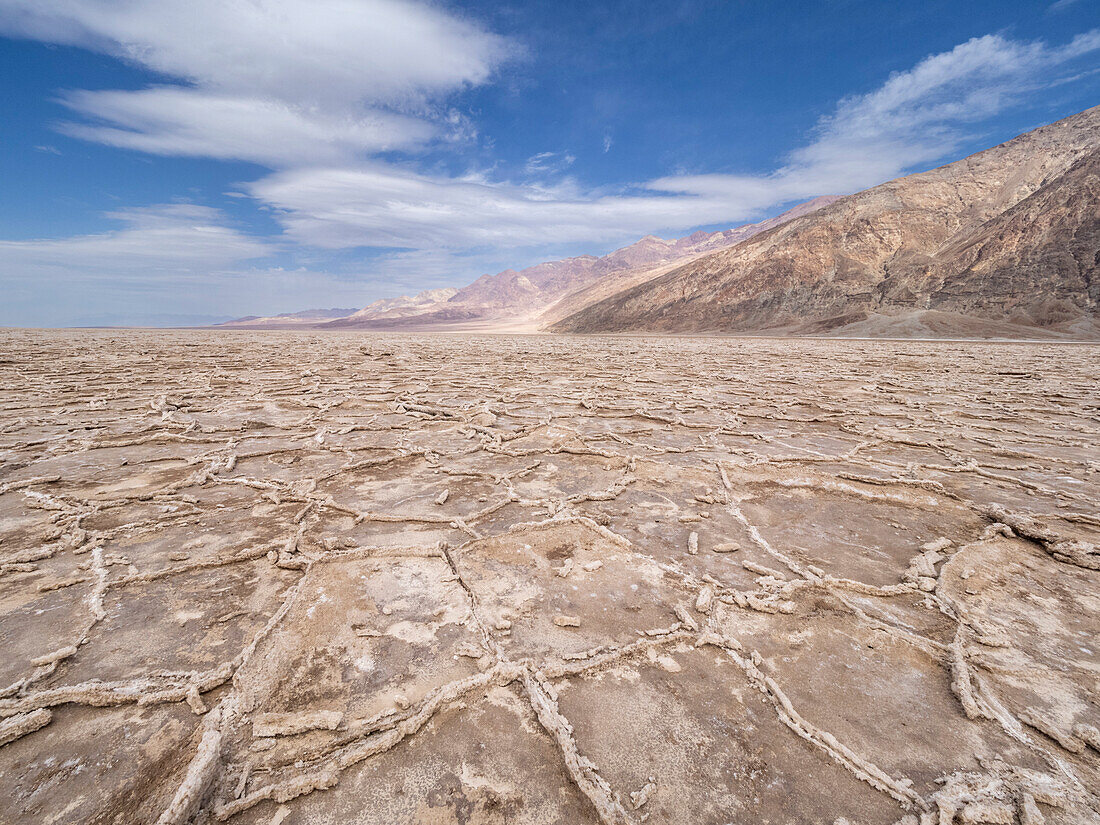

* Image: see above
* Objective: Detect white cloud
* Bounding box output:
[0,0,509,105]
[0,0,511,167]
[57,88,436,166]
[7,0,1094,243]
[524,151,576,175]
[654,32,1100,214]
[791,31,1100,174]
[250,164,761,249]
[1,7,1097,324]
[0,204,279,325]
[0,204,270,276]
[248,32,1100,253]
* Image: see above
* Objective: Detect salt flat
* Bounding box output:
[1,330,1098,825]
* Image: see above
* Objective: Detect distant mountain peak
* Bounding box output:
[223,196,842,332]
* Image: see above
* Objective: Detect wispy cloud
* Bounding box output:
[0,200,507,326]
[248,32,1100,252]
[653,31,1100,215]
[0,0,512,167]
[524,151,576,175]
[0,1,1097,324]
[5,1,1094,242]
[0,204,270,276]
[56,88,437,166]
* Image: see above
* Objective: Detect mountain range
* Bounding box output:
[221,197,837,333]
[221,106,1100,339]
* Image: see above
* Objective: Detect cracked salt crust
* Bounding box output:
[0,330,1097,824]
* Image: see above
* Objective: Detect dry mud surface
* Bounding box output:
[1,330,1099,825]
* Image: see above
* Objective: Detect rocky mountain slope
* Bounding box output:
[339,288,459,322]
[222,198,836,332]
[553,106,1100,338]
[217,308,358,328]
[324,197,836,331]
[431,195,837,326]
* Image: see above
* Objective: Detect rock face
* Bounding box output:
[319,197,837,331]
[553,106,1100,338]
[219,308,359,328]
[343,288,459,321]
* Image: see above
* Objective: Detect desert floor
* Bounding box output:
[1,330,1098,825]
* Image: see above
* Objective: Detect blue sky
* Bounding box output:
[0,0,1097,326]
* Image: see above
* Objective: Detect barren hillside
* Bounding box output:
[554,107,1100,338]
[220,199,836,333]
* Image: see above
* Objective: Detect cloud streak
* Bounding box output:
[1,0,512,167]
[249,32,1100,252]
[56,88,438,166]
[0,1,1097,324]
[0,204,270,277]
[5,0,1094,245]
[0,0,511,103]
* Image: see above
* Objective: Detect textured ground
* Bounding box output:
[1,330,1098,825]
